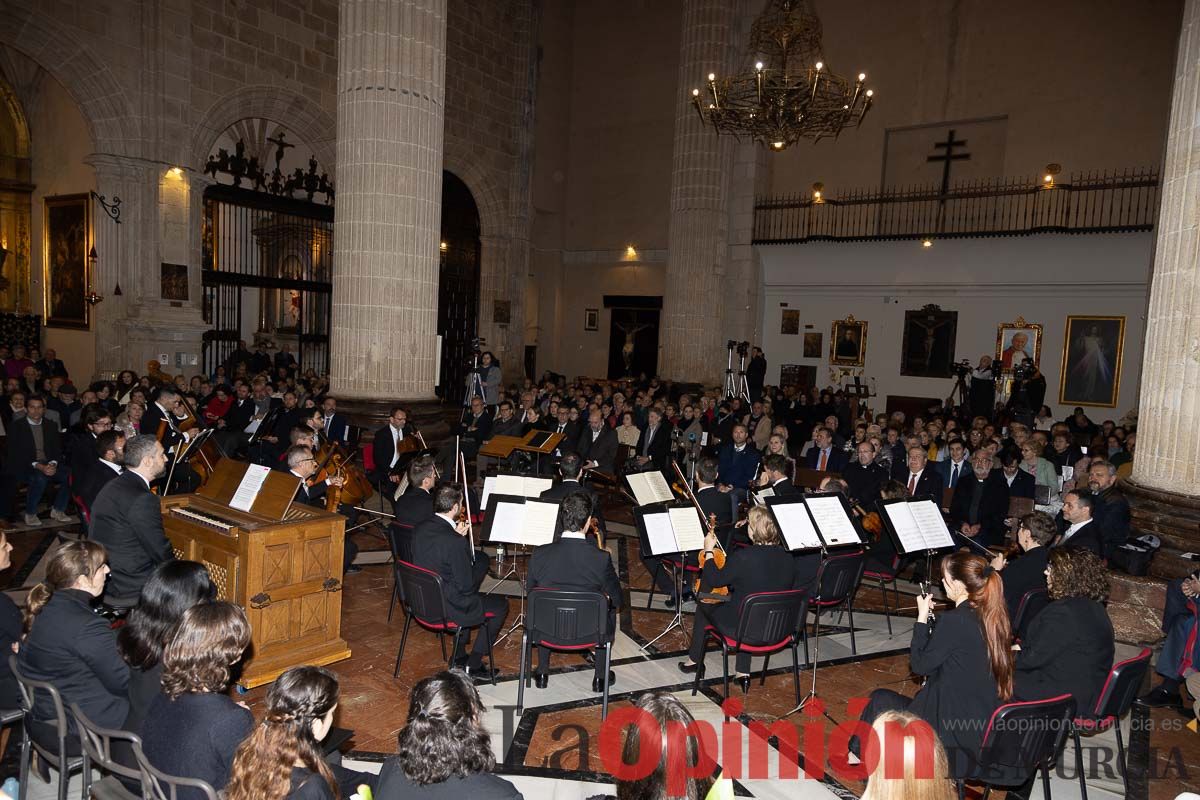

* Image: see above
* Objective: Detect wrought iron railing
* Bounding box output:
[753,168,1160,244]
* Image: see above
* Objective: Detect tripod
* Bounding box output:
[948,369,970,411]
[461,352,485,423]
[722,342,751,402]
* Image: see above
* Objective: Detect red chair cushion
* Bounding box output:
[1072,715,1115,732]
[362,443,376,472]
[704,625,792,654]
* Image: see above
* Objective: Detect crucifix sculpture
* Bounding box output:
[927,129,971,196]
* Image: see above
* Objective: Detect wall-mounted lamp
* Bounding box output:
[84,246,103,305]
[1042,163,1062,189]
[439,241,448,252]
[812,182,825,204]
[921,238,933,248]
[625,245,637,259]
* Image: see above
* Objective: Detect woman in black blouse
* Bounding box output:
[855,552,1013,777]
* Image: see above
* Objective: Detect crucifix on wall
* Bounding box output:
[927,129,971,196]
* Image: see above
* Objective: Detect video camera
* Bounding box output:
[952,359,973,378]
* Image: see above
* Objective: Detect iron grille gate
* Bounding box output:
[201,184,334,377]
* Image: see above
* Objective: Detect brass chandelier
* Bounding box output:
[690,0,874,151]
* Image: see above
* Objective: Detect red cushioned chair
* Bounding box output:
[809,550,866,657]
[518,589,615,718]
[1069,647,1152,800]
[391,560,496,684]
[960,693,1076,800]
[861,554,902,635]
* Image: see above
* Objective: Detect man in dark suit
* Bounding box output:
[746,346,767,402]
[412,484,506,681]
[577,408,618,473]
[141,387,199,492]
[319,397,352,445]
[996,450,1036,500]
[254,389,303,466]
[67,403,113,484]
[215,383,257,455]
[76,430,124,512]
[633,408,673,472]
[89,435,173,605]
[526,491,622,691]
[843,441,888,507]
[717,423,761,508]
[804,427,848,473]
[371,406,417,490]
[948,451,1010,548]
[1055,490,1103,556]
[1140,570,1200,709]
[899,446,944,504]
[757,453,801,499]
[2,395,73,526]
[286,445,359,574]
[1087,460,1131,557]
[990,510,1054,626]
[540,453,606,538]
[546,406,580,456]
[936,439,971,495]
[34,348,67,379]
[273,345,297,374]
[390,456,437,562]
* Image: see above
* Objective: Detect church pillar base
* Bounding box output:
[1121,476,1200,580]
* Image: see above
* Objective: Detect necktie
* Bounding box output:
[950,463,960,488]
[818,449,828,470]
[908,473,917,495]
[325,416,332,432]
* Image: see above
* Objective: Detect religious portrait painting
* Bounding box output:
[160,263,189,301]
[803,331,822,358]
[584,308,599,331]
[1059,315,1125,408]
[43,194,90,329]
[830,315,867,367]
[780,308,800,335]
[901,305,958,377]
[995,318,1042,369]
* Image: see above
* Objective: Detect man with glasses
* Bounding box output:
[67,403,113,484]
[286,444,358,575]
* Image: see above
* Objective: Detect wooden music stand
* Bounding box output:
[794,466,839,491]
[516,429,565,455]
[479,435,527,459]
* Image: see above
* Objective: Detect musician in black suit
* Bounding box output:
[804,427,848,473]
[140,387,199,493]
[948,451,1010,549]
[995,450,1035,500]
[390,456,437,562]
[898,446,944,504]
[287,445,359,575]
[1055,490,1103,556]
[757,453,801,498]
[319,397,352,445]
[76,430,124,512]
[2,395,73,526]
[526,491,622,691]
[843,441,888,508]
[577,408,618,473]
[990,511,1054,630]
[641,458,728,606]
[1015,548,1114,718]
[678,505,796,687]
[539,453,606,537]
[89,435,174,606]
[371,406,417,490]
[253,389,302,466]
[411,484,506,682]
[634,408,673,472]
[215,383,256,455]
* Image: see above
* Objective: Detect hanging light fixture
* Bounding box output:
[690,0,875,151]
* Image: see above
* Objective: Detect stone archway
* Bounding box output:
[191,85,336,176]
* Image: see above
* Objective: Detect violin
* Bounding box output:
[694,512,729,604]
[849,499,884,540]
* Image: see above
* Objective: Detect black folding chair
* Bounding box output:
[133,746,219,800]
[960,693,1076,800]
[690,589,808,708]
[809,550,866,656]
[518,589,614,718]
[1012,587,1049,643]
[1069,647,1152,800]
[10,654,85,800]
[392,560,497,684]
[861,554,902,636]
[68,703,143,800]
[386,521,415,622]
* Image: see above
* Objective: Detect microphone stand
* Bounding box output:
[780,539,834,722]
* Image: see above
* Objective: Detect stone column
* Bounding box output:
[659,0,737,384]
[330,0,447,400]
[1126,0,1200,577]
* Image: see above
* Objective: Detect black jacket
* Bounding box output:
[948,476,1010,548]
[19,589,129,731]
[843,462,888,506]
[375,760,522,800]
[89,472,174,602]
[1056,520,1103,556]
[0,593,20,709]
[139,692,254,799]
[393,486,434,529]
[222,397,256,434]
[804,446,848,473]
[66,430,101,482]
[411,516,485,626]
[999,546,1049,624]
[371,423,417,482]
[457,410,493,446]
[77,459,122,511]
[4,415,64,475]
[527,536,623,613]
[1016,597,1114,717]
[1093,488,1132,557]
[141,402,185,453]
[899,467,945,504]
[576,425,618,472]
[697,544,796,633]
[996,467,1035,500]
[635,422,674,471]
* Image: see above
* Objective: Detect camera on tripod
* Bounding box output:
[1012,361,1034,381]
[952,359,973,378]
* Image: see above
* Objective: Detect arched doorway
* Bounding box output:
[437,171,480,402]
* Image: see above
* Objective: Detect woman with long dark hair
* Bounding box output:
[611,692,721,800]
[855,552,1012,776]
[376,670,521,799]
[117,560,216,729]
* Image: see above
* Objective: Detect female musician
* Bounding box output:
[678,506,796,692]
[854,552,1012,778]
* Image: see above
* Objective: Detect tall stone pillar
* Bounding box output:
[1125,0,1200,578]
[659,0,737,385]
[330,0,447,401]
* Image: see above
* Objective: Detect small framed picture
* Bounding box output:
[830,315,868,367]
[780,309,800,335]
[584,308,599,331]
[995,317,1043,369]
[803,332,822,358]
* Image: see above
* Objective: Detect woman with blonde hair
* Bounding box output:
[860,710,953,800]
[679,505,796,692]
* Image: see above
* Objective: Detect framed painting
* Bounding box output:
[803,331,822,358]
[584,308,599,331]
[830,315,867,367]
[43,194,90,329]
[901,304,957,377]
[780,309,800,335]
[1059,315,1125,407]
[779,363,817,388]
[161,263,188,301]
[995,317,1042,369]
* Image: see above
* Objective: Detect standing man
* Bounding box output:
[746,347,767,402]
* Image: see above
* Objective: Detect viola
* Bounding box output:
[693,512,730,604]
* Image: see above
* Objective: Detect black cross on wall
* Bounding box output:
[927,129,971,195]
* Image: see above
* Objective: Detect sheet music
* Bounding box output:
[481,475,553,508]
[753,487,775,506]
[488,502,528,544]
[771,501,823,550]
[230,464,272,512]
[882,503,925,553]
[522,500,559,546]
[668,507,706,552]
[643,511,679,555]
[805,496,862,546]
[627,471,675,506]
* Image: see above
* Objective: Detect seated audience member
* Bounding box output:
[76,429,125,512]
[1056,490,1103,556]
[1015,548,1114,716]
[678,506,796,689]
[633,407,673,472]
[804,426,847,472]
[1045,431,1082,472]
[855,553,1010,777]
[1086,460,1131,557]
[577,407,618,473]
[89,434,174,605]
[375,671,523,799]
[117,560,216,730]
[844,441,888,507]
[1019,439,1058,494]
[860,710,954,800]
[900,446,944,504]
[412,484,507,681]
[989,511,1055,624]
[948,451,1010,548]
[994,449,1035,500]
[1141,569,1200,710]
[140,602,253,798]
[936,439,971,493]
[19,541,127,754]
[227,666,375,800]
[716,423,761,506]
[2,394,72,526]
[526,491,621,691]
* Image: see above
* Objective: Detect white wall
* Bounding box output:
[757,233,1152,420]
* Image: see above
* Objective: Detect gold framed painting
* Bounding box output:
[43,193,91,329]
[995,317,1043,369]
[1058,315,1125,408]
[830,315,867,367]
